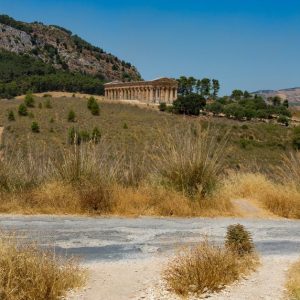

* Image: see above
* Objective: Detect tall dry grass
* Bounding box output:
[0,123,234,217]
[218,172,300,218]
[286,259,300,300]
[164,239,258,296]
[153,122,229,197]
[0,233,86,300]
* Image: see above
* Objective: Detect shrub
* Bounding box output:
[44,98,52,108]
[7,110,15,121]
[38,102,42,109]
[172,94,206,116]
[292,127,300,150]
[155,123,228,197]
[277,115,289,126]
[225,224,255,256]
[159,102,167,112]
[68,127,81,145]
[123,123,128,129]
[91,127,101,143]
[164,239,257,296]
[24,91,35,107]
[68,110,76,122]
[90,101,100,115]
[87,96,96,110]
[31,122,40,133]
[18,103,28,116]
[87,97,100,115]
[0,233,86,300]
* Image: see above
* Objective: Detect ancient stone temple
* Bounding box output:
[104,78,178,104]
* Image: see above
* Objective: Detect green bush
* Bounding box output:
[31,122,40,133]
[90,101,100,115]
[159,102,167,112]
[87,97,100,115]
[172,94,206,116]
[225,224,255,256]
[123,123,128,129]
[277,115,289,126]
[18,103,28,116]
[24,92,35,107]
[8,110,15,121]
[292,127,300,149]
[68,110,76,122]
[91,127,101,143]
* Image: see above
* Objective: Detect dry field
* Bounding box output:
[0,95,299,218]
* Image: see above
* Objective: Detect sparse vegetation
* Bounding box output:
[68,109,76,122]
[164,232,258,296]
[286,259,300,300]
[18,103,27,116]
[0,232,86,300]
[31,121,40,133]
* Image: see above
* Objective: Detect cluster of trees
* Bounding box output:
[206,92,291,123]
[177,76,220,99]
[0,50,105,98]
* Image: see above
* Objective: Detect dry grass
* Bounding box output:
[153,122,229,197]
[0,233,86,300]
[286,259,300,299]
[163,239,258,296]
[217,172,300,218]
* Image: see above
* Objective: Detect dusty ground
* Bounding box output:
[0,215,299,299]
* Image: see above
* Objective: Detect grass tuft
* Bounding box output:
[0,233,86,300]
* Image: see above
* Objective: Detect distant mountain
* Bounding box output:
[253,87,300,105]
[0,15,141,98]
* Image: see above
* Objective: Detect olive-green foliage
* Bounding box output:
[24,92,35,107]
[68,110,76,122]
[293,127,300,150]
[31,121,40,133]
[68,126,101,145]
[206,95,291,121]
[18,103,28,116]
[7,110,15,121]
[87,97,100,115]
[44,98,52,108]
[159,102,167,112]
[0,50,105,98]
[172,94,206,116]
[225,224,255,256]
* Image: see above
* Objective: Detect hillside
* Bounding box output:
[0,15,141,98]
[253,87,300,105]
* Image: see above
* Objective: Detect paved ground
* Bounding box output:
[1,215,299,299]
[0,215,300,260]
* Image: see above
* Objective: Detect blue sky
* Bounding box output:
[1,0,300,94]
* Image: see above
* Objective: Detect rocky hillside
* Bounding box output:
[0,15,141,82]
[254,87,300,105]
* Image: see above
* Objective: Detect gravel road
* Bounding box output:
[0,215,299,299]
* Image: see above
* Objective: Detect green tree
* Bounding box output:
[212,79,220,98]
[231,90,244,100]
[172,94,206,116]
[200,78,211,97]
[18,103,28,116]
[68,110,76,122]
[24,91,35,107]
[87,96,96,110]
[283,99,289,108]
[91,127,101,143]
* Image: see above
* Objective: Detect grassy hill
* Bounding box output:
[0,95,292,173]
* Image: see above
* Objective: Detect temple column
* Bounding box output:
[149,88,153,102]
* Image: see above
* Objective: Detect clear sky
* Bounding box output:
[1,0,300,94]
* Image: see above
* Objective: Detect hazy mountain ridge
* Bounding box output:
[0,15,141,82]
[253,87,300,104]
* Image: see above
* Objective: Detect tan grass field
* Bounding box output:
[0,95,299,218]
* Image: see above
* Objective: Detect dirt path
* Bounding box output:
[232,198,277,219]
[68,256,295,300]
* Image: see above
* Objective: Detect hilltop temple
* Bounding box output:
[104,78,178,104]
